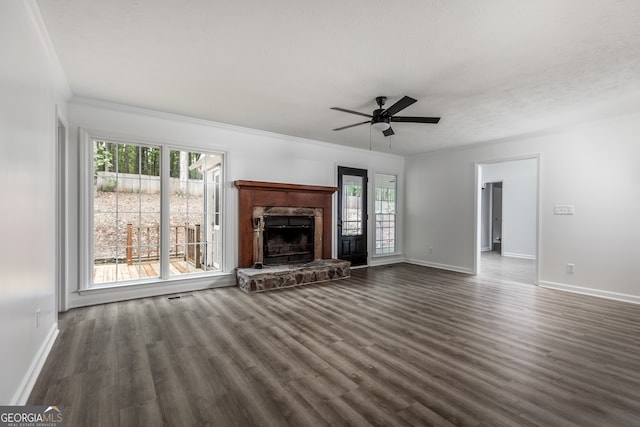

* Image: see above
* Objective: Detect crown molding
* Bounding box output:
[70,96,405,160]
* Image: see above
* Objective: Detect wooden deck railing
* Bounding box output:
[185,224,202,268]
[125,223,201,266]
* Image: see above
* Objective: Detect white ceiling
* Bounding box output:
[38,0,640,155]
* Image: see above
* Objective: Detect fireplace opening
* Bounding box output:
[263,216,314,265]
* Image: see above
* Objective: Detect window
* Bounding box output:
[93,140,161,284]
[375,173,397,254]
[341,175,364,236]
[87,135,224,287]
[168,150,222,276]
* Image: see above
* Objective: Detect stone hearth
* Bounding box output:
[236,259,350,293]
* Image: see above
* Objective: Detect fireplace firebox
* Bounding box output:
[263,216,314,265]
[252,206,323,267]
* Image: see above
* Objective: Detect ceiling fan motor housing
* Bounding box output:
[372,114,390,125]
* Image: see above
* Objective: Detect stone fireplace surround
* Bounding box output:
[253,206,323,266]
[234,180,350,292]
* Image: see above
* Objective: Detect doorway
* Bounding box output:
[337,166,367,266]
[481,182,502,255]
[476,158,538,285]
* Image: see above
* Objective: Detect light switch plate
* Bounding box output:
[554,205,575,215]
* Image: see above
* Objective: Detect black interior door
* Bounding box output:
[337,166,367,266]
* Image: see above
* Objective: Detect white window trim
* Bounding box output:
[78,128,92,290]
[372,170,402,257]
[78,128,227,291]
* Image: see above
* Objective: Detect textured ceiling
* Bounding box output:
[38,0,640,155]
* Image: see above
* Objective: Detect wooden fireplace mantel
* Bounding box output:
[234,180,338,194]
[234,180,338,268]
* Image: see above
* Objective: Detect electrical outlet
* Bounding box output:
[429,247,433,254]
[36,309,41,328]
[567,263,575,274]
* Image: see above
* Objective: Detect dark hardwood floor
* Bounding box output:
[29,264,640,426]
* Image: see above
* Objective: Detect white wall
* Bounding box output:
[405,112,640,303]
[481,159,537,259]
[66,99,405,307]
[0,2,70,404]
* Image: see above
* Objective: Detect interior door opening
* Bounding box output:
[481,182,502,255]
[476,158,539,285]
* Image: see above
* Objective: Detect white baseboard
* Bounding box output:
[405,258,473,274]
[539,280,640,305]
[70,273,235,308]
[369,255,406,267]
[12,323,59,405]
[481,247,491,252]
[502,252,536,260]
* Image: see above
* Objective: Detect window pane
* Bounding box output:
[375,173,397,254]
[169,151,223,276]
[92,140,160,285]
[342,175,363,236]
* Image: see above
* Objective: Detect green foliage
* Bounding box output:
[346,185,361,197]
[375,185,396,214]
[94,141,113,174]
[94,140,162,176]
[169,150,203,179]
[189,152,203,180]
[375,187,396,201]
[101,179,117,192]
[95,141,205,180]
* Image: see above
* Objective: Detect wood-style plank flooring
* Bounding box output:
[480,250,536,285]
[29,264,640,426]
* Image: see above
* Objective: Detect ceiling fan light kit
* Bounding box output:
[371,119,391,132]
[331,95,440,137]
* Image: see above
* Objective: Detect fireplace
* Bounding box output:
[234,180,337,268]
[234,181,350,292]
[253,207,323,266]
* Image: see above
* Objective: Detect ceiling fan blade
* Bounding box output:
[383,127,395,137]
[330,107,372,118]
[333,120,371,131]
[391,116,441,124]
[382,96,417,116]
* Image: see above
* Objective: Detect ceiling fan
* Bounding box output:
[331,96,440,137]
